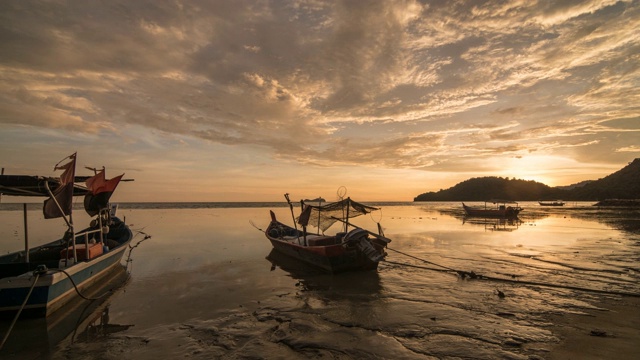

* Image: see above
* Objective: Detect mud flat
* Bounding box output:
[547,295,640,360]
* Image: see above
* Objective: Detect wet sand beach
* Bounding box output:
[1,202,639,359]
[547,295,640,360]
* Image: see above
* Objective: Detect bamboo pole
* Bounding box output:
[23,203,29,263]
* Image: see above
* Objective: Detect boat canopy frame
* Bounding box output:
[0,175,90,197]
[297,197,379,233]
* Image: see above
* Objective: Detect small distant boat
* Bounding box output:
[264,194,391,273]
[538,200,565,206]
[462,200,522,218]
[0,153,133,317]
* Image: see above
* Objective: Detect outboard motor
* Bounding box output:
[343,228,384,262]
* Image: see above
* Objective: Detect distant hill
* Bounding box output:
[568,158,640,200]
[414,158,640,201]
[413,177,563,201]
[554,180,592,190]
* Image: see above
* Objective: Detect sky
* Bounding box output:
[0,0,638,202]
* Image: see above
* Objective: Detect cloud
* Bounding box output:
[0,0,637,176]
[616,146,640,153]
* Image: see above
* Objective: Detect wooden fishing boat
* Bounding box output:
[462,200,522,218]
[264,195,391,273]
[0,154,133,317]
[538,200,565,206]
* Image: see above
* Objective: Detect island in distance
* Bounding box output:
[414,158,640,203]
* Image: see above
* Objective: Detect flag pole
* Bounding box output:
[43,180,72,228]
[43,152,77,261]
[23,203,29,263]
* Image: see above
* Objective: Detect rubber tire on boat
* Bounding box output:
[268,228,281,238]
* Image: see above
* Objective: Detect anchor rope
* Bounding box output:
[125,230,152,273]
[384,248,640,298]
[387,247,459,272]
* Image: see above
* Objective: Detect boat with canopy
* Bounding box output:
[265,193,391,273]
[462,200,522,218]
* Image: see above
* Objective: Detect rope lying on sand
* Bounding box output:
[385,247,640,298]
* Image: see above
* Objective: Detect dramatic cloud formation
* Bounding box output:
[1,0,638,201]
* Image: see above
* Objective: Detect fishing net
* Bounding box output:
[297,198,378,232]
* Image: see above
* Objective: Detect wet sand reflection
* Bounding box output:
[0,202,638,359]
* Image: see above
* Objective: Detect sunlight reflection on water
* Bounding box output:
[1,202,638,359]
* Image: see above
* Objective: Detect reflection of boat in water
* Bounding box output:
[266,249,382,294]
[538,200,565,206]
[462,217,523,232]
[265,194,391,273]
[462,200,522,218]
[0,154,133,316]
[266,248,329,277]
[0,265,132,357]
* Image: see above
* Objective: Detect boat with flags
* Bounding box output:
[264,193,391,273]
[0,153,133,317]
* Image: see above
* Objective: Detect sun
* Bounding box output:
[497,155,575,186]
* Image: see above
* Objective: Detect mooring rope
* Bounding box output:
[0,270,42,351]
[384,260,453,273]
[387,247,459,272]
[56,269,118,301]
[385,248,640,298]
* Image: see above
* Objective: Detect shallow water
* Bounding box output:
[1,202,639,359]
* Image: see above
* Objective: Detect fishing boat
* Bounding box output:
[0,154,133,317]
[462,200,522,218]
[264,194,391,273]
[538,200,565,206]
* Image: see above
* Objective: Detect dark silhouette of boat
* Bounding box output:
[462,200,522,218]
[264,195,391,273]
[538,200,565,206]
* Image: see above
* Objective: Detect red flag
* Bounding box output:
[43,154,76,219]
[84,170,124,216]
[56,159,75,186]
[85,169,106,194]
[86,170,123,195]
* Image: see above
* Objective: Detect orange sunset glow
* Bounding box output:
[1,1,638,201]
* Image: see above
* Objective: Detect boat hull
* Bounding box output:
[0,265,130,356]
[268,238,379,273]
[265,215,387,273]
[0,219,132,317]
[462,203,521,218]
[538,201,565,206]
